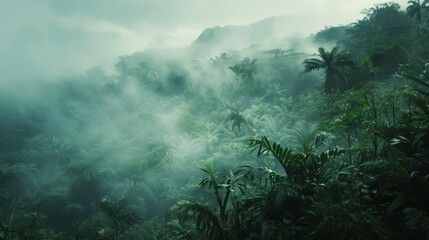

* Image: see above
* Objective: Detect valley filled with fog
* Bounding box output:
[1,1,428,239]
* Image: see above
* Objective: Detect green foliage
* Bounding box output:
[2,3,429,239]
[406,0,429,22]
[228,57,261,95]
[225,105,247,130]
[168,158,239,240]
[228,58,257,83]
[313,26,350,44]
[397,63,429,94]
[0,212,65,240]
[169,200,223,240]
[345,2,414,60]
[303,47,354,92]
[98,197,140,240]
[370,43,408,77]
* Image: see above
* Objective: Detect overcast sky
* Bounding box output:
[0,0,408,81]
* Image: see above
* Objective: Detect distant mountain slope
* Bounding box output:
[190,15,311,55]
[128,15,313,63]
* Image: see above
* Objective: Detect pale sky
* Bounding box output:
[0,0,408,81]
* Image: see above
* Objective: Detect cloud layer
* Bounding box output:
[0,0,408,82]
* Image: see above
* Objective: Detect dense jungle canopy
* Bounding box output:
[1,1,429,239]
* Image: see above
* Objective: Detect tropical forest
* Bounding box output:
[1,1,429,239]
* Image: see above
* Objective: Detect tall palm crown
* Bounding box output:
[303,47,353,93]
[407,0,429,22]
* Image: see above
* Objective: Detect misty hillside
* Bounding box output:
[1,1,429,240]
[191,16,308,54]
[128,15,313,63]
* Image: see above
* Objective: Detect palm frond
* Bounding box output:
[168,200,223,240]
[234,165,284,188]
[198,158,220,189]
[397,64,429,87]
[267,180,300,208]
[302,58,325,72]
[313,131,332,150]
[248,137,296,174]
[334,53,354,67]
[318,47,330,62]
[318,147,346,165]
[225,107,247,130]
[287,126,317,153]
[327,46,340,64]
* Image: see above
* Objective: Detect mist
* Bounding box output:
[1,0,409,81]
[1,0,427,239]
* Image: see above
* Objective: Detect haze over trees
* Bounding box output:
[1,1,429,239]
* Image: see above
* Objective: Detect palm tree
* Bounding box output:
[168,159,244,240]
[225,106,246,130]
[261,82,287,105]
[303,47,353,93]
[193,122,221,153]
[407,0,429,22]
[228,58,257,85]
